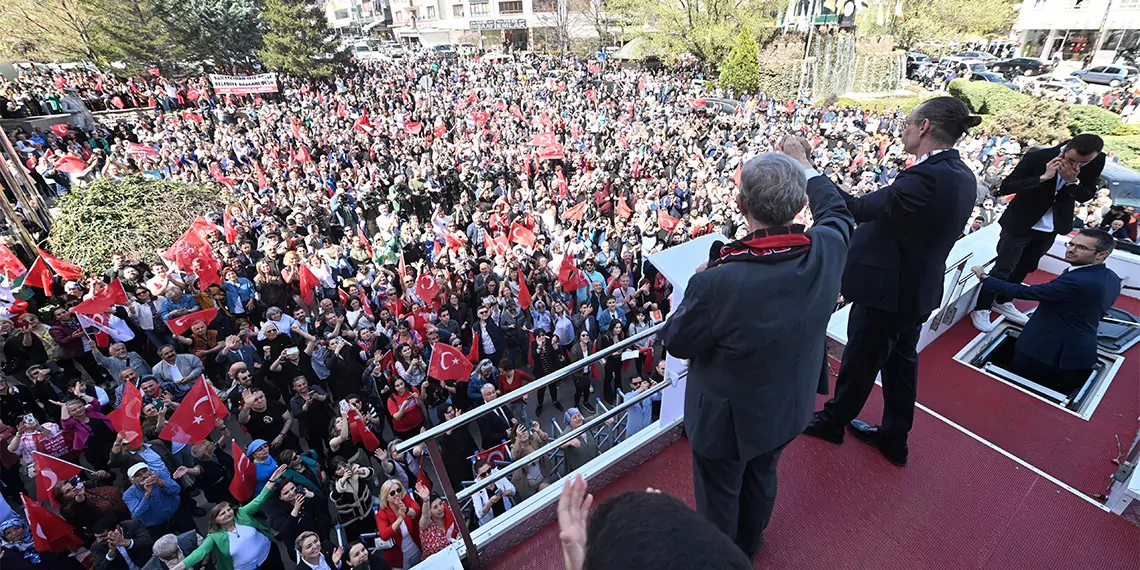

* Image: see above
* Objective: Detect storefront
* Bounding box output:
[469,18,529,50]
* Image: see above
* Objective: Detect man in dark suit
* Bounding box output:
[475,381,516,449]
[91,516,155,570]
[474,304,507,363]
[970,134,1105,332]
[804,97,980,466]
[661,145,853,557]
[971,229,1121,390]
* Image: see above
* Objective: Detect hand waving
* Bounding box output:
[557,475,593,570]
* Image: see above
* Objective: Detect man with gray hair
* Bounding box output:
[661,144,854,557]
[142,531,201,570]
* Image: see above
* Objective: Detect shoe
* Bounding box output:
[970,309,996,333]
[582,403,597,415]
[802,413,844,444]
[993,302,1029,325]
[553,402,565,412]
[846,420,908,466]
[535,404,544,418]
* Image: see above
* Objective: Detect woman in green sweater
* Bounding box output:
[171,464,290,570]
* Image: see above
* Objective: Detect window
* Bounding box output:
[533,0,557,10]
[334,8,350,19]
[1088,66,1108,73]
[453,4,465,16]
[471,1,490,15]
[499,0,523,12]
[427,5,436,17]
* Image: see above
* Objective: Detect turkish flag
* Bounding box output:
[255,163,269,190]
[108,380,144,447]
[359,289,374,319]
[689,98,706,109]
[0,244,26,280]
[295,146,312,164]
[467,330,480,364]
[398,254,407,279]
[444,232,464,252]
[111,96,125,109]
[230,440,256,502]
[586,88,597,102]
[182,111,203,123]
[495,100,507,112]
[70,278,129,315]
[379,350,397,376]
[530,132,556,147]
[354,116,375,134]
[164,226,209,269]
[517,266,532,310]
[192,247,223,291]
[587,63,600,74]
[21,494,83,553]
[403,121,423,135]
[53,155,86,173]
[558,255,588,291]
[538,144,564,161]
[223,209,238,244]
[428,342,474,382]
[356,226,373,258]
[563,201,587,221]
[159,376,225,445]
[125,142,158,157]
[433,123,447,138]
[338,288,351,306]
[23,257,54,296]
[347,407,382,453]
[509,103,524,120]
[616,199,633,219]
[34,251,82,280]
[186,87,200,101]
[416,456,433,491]
[164,306,219,336]
[473,441,510,465]
[659,212,681,232]
[415,272,440,304]
[471,111,490,128]
[508,223,535,248]
[298,264,320,306]
[50,124,69,137]
[33,452,83,507]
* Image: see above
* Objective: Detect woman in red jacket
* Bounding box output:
[375,478,423,569]
[386,377,426,440]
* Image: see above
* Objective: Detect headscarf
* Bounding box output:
[0,517,40,563]
[564,407,580,425]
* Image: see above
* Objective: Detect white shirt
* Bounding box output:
[228,524,270,570]
[1031,174,1068,233]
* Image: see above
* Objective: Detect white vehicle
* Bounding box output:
[351,43,385,61]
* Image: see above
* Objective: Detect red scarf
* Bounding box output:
[709,226,811,268]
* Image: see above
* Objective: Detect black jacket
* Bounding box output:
[996,143,1104,235]
[841,149,977,317]
[91,519,154,570]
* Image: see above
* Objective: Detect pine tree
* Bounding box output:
[90,0,186,73]
[718,25,760,97]
[257,0,346,76]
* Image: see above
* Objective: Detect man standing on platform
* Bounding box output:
[661,146,853,558]
[970,134,1105,332]
[803,97,980,466]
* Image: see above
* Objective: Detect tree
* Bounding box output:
[611,0,782,67]
[48,176,223,274]
[719,25,760,96]
[88,0,186,73]
[156,0,262,70]
[0,0,98,61]
[257,0,346,76]
[888,0,1017,50]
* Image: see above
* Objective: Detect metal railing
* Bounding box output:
[394,321,665,453]
[930,253,973,330]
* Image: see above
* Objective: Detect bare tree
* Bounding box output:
[0,0,98,61]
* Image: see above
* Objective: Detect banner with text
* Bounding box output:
[208,73,279,95]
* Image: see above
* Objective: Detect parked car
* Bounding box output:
[957,50,999,61]
[906,52,933,78]
[969,71,1021,91]
[988,57,1054,76]
[700,97,741,114]
[1071,64,1140,86]
[938,57,987,75]
[1034,75,1086,95]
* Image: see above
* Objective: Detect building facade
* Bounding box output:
[390,0,606,50]
[1014,0,1140,65]
[326,0,394,37]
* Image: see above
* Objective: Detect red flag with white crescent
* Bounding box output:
[563,201,587,221]
[467,330,480,364]
[36,248,84,281]
[230,440,256,502]
[347,407,382,453]
[33,452,83,507]
[23,257,54,296]
[108,380,144,447]
[70,279,129,315]
[164,306,219,336]
[0,244,25,280]
[298,264,320,306]
[415,272,440,305]
[517,266,532,310]
[21,494,84,552]
[508,222,536,248]
[428,342,474,382]
[159,376,226,445]
[473,441,511,465]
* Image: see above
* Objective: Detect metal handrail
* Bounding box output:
[455,376,674,502]
[944,253,973,276]
[394,321,666,453]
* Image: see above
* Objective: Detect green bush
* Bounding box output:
[48,175,223,273]
[1067,104,1122,136]
[719,25,760,96]
[948,78,1026,115]
[1110,124,1140,136]
[948,79,988,113]
[1102,135,1140,170]
[990,97,1071,144]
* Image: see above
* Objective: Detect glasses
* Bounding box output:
[1067,242,1096,252]
[389,488,403,497]
[478,470,491,478]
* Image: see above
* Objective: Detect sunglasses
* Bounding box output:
[389,488,404,497]
[478,470,491,478]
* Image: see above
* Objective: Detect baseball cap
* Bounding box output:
[127,463,149,478]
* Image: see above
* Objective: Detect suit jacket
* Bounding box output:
[841,149,977,317]
[152,354,205,394]
[996,143,1104,235]
[91,519,154,570]
[476,318,507,359]
[661,173,854,461]
[141,531,203,570]
[476,405,515,450]
[572,313,599,340]
[981,264,1121,370]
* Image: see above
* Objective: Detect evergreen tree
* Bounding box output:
[719,25,760,97]
[156,0,262,71]
[257,0,346,76]
[90,0,185,73]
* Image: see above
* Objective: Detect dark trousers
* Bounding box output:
[692,441,789,558]
[974,228,1056,310]
[818,304,922,440]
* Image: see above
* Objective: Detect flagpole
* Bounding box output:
[33,450,95,473]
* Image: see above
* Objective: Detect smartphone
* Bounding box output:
[285,347,300,357]
[22,414,35,424]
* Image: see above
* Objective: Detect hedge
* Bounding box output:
[1111,124,1140,136]
[834,95,927,113]
[948,78,1026,115]
[1068,104,1122,136]
[1102,135,1140,170]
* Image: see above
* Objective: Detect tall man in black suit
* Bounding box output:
[661,147,854,557]
[804,97,980,466]
[970,134,1105,332]
[971,229,1121,390]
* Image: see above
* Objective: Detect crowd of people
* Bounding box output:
[0,47,1136,570]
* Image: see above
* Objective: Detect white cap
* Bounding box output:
[127,463,149,478]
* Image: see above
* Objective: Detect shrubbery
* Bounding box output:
[1067,104,1123,136]
[48,175,223,273]
[1102,135,1140,170]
